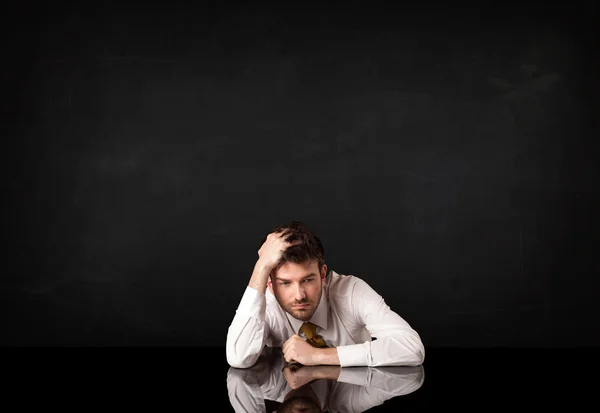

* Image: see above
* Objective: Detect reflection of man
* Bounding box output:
[226,221,425,369]
[227,347,425,413]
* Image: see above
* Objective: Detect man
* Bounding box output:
[226,221,425,369]
[227,346,425,413]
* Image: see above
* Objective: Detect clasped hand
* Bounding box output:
[282,334,318,366]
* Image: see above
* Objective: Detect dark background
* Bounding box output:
[2,1,599,347]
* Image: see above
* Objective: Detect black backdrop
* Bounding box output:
[2,1,599,347]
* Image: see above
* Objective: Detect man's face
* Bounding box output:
[268,260,327,321]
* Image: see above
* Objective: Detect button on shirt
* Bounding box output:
[226,270,425,368]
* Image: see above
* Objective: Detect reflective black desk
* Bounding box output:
[4,347,597,411]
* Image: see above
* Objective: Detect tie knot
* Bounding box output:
[300,322,318,339]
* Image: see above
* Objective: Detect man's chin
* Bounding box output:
[288,308,313,321]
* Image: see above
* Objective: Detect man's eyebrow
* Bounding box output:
[275,272,318,281]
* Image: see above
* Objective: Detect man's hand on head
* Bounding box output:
[257,229,299,270]
[249,230,300,293]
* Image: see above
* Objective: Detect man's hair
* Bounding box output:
[269,220,325,273]
[277,396,321,413]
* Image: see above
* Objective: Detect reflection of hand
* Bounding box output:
[283,363,316,389]
[283,364,342,390]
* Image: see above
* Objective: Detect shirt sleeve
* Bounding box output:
[226,286,270,368]
[335,278,425,367]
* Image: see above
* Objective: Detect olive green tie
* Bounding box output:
[300,322,328,348]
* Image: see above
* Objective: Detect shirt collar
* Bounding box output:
[286,286,329,334]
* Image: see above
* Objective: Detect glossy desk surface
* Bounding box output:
[5,347,597,411]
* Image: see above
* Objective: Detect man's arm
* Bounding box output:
[336,278,425,367]
[226,231,298,368]
[226,260,272,369]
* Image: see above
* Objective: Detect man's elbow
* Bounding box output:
[411,346,425,365]
[395,347,424,366]
[226,349,259,369]
[227,355,250,369]
[401,333,425,366]
[227,358,251,369]
[410,337,425,365]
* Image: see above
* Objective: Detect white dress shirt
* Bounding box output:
[226,347,425,413]
[226,270,425,368]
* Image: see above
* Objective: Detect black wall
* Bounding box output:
[2,1,599,346]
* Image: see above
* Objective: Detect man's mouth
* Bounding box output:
[292,303,309,308]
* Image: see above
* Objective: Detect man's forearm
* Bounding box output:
[226,284,269,368]
[313,347,341,366]
[248,259,272,293]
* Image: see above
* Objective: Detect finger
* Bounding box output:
[279,228,294,238]
[286,233,298,241]
[283,368,292,381]
[282,338,290,354]
[283,232,296,243]
[286,236,302,246]
[275,229,289,238]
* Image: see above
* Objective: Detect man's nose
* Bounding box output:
[295,285,306,300]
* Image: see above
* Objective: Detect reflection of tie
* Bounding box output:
[300,322,328,348]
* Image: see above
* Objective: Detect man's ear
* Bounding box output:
[267,272,274,294]
[320,264,327,281]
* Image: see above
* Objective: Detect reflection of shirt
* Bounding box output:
[226,270,425,368]
[226,347,425,413]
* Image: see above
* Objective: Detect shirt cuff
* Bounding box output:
[336,342,370,367]
[236,286,266,318]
